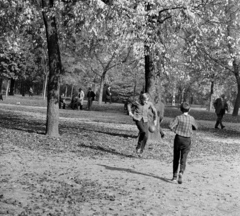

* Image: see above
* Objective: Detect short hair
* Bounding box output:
[140,93,149,101]
[180,102,190,113]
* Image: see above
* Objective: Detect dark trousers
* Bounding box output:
[135,119,148,152]
[215,113,224,128]
[87,98,93,110]
[173,135,191,177]
[105,95,112,103]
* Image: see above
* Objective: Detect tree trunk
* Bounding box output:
[232,77,240,116]
[42,0,62,137]
[43,72,48,100]
[207,80,214,111]
[98,74,105,106]
[144,45,163,141]
[9,78,15,96]
[70,85,74,99]
[5,79,10,98]
[21,80,25,96]
[0,78,3,93]
[232,59,240,116]
[172,81,176,106]
[65,85,68,97]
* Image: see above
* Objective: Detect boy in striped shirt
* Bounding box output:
[169,102,198,184]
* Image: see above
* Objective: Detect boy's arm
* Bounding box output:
[149,102,158,125]
[192,118,198,130]
[169,117,178,131]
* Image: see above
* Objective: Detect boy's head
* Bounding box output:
[139,93,149,104]
[180,102,190,113]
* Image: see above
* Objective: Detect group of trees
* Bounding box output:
[1,0,240,136]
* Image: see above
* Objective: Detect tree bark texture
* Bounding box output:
[144,46,164,141]
[42,0,62,137]
[98,74,105,106]
[232,76,240,116]
[232,58,240,116]
[207,80,214,111]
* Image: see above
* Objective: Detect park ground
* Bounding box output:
[0,96,240,216]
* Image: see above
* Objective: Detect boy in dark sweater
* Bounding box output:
[169,102,198,184]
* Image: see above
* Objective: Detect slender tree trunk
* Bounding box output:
[42,0,62,137]
[98,74,105,106]
[43,73,48,100]
[5,79,10,98]
[172,81,176,106]
[65,85,68,97]
[9,78,15,96]
[70,85,74,99]
[207,80,214,111]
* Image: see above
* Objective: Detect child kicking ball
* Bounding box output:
[169,102,198,184]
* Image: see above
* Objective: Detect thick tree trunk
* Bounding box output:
[145,46,163,141]
[232,60,240,116]
[0,78,3,93]
[232,78,240,116]
[207,80,214,111]
[42,0,62,137]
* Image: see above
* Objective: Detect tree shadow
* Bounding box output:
[0,112,45,134]
[60,123,138,139]
[77,143,135,158]
[98,164,172,184]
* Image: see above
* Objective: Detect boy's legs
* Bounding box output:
[135,120,148,153]
[179,137,191,174]
[215,113,224,128]
[173,135,181,178]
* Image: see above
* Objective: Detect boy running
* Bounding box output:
[169,102,198,184]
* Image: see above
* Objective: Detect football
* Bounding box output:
[149,125,156,133]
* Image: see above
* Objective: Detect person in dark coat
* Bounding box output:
[213,94,228,129]
[86,87,95,110]
[105,86,112,104]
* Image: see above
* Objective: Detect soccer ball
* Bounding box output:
[149,125,156,133]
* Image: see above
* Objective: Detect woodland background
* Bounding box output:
[1,0,240,137]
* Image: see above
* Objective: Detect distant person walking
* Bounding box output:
[169,102,198,184]
[59,93,66,109]
[213,94,228,129]
[105,86,112,104]
[87,87,95,111]
[127,93,157,157]
[78,88,85,110]
[29,87,33,97]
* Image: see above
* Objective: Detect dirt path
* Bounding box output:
[1,133,240,216]
[1,105,240,215]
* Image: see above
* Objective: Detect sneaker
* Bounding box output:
[178,173,183,184]
[161,133,165,138]
[221,126,225,129]
[214,127,219,129]
[171,177,177,183]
